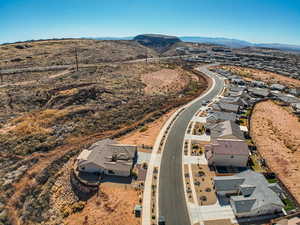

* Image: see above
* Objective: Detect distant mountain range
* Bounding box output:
[179,36,300,52]
[86,36,300,52]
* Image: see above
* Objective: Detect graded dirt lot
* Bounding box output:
[218,65,300,88]
[64,183,140,225]
[141,68,189,95]
[250,100,300,203]
[117,108,177,146]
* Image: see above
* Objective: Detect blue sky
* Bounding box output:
[1,0,300,45]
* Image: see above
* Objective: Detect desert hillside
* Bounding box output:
[0,39,208,225]
[0,39,158,69]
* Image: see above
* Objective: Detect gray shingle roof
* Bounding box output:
[208,120,245,141]
[214,176,245,191]
[230,196,256,213]
[248,88,270,97]
[212,103,240,113]
[207,111,237,122]
[78,138,137,173]
[214,170,284,214]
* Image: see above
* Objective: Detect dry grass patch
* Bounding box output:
[11,109,70,135]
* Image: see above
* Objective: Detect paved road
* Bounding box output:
[159,64,225,225]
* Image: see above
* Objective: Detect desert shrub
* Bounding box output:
[71,201,86,213]
[139,126,148,132]
[131,170,138,180]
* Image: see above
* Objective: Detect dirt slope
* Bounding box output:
[218,65,300,88]
[251,100,300,203]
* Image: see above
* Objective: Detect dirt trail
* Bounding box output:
[250,100,300,203]
[0,69,71,88]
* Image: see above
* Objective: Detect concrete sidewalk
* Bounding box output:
[188,201,237,225]
[185,133,211,142]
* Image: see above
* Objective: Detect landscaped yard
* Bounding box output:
[191,143,204,156]
[184,164,194,203]
[249,153,267,172]
[193,122,205,135]
[283,198,296,211]
[191,164,217,206]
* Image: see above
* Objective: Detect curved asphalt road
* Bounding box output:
[159,64,225,225]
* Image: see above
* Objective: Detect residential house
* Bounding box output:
[206,111,237,123]
[214,170,284,218]
[270,84,286,91]
[206,120,245,141]
[289,87,300,97]
[212,102,240,113]
[248,88,270,98]
[291,102,300,114]
[231,78,246,86]
[251,80,266,88]
[76,138,137,177]
[277,95,300,106]
[229,86,246,93]
[205,139,249,167]
[219,96,248,108]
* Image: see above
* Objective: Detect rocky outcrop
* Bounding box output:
[134,34,181,52]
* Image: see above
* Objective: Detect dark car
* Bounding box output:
[158,216,166,225]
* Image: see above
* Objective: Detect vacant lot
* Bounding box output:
[141,68,189,95]
[251,100,300,203]
[118,108,177,147]
[64,183,140,225]
[218,65,300,88]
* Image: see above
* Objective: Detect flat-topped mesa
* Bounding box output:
[133,34,182,52]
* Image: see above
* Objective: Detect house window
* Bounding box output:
[108,170,115,174]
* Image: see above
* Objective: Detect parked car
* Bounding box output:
[158,216,166,225]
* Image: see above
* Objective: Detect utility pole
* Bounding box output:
[145,49,148,63]
[74,48,79,71]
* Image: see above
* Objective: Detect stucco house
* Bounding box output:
[206,111,237,123]
[212,102,240,113]
[205,139,249,167]
[76,138,137,177]
[214,170,284,218]
[206,120,245,141]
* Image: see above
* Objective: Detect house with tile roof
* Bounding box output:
[76,138,137,177]
[205,139,249,167]
[214,170,284,218]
